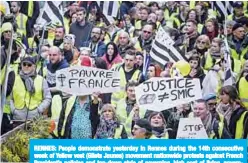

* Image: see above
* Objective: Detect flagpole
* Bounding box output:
[0,27,15,129]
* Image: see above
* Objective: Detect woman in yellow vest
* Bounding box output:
[10,57,52,121]
[148,111,170,139]
[216,85,248,139]
[95,104,128,139]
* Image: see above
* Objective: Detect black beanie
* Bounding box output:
[135,119,152,133]
[232,23,243,32]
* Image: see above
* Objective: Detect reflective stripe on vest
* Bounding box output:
[239,77,248,108]
[16,13,27,36]
[114,125,123,139]
[13,75,43,110]
[116,99,146,138]
[235,111,247,139]
[51,95,63,137]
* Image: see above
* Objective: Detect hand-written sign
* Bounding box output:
[176,118,208,139]
[56,66,120,95]
[135,77,202,111]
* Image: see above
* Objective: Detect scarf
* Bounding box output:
[152,126,167,138]
[201,113,213,136]
[19,70,37,94]
[216,103,236,126]
[64,49,74,63]
[95,116,119,139]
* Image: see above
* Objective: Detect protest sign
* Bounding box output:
[176,118,208,139]
[135,77,202,111]
[56,66,120,95]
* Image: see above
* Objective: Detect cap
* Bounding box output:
[135,118,152,133]
[232,23,244,31]
[81,56,92,67]
[233,2,243,8]
[204,93,217,101]
[21,56,35,65]
[1,22,12,33]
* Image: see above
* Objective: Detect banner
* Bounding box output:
[135,77,202,111]
[176,118,208,139]
[29,139,247,163]
[56,66,120,95]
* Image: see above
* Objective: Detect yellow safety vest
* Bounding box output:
[233,58,242,74]
[1,65,13,114]
[51,95,63,137]
[114,125,124,139]
[238,77,248,108]
[63,17,70,34]
[203,52,214,70]
[230,48,247,67]
[12,75,43,110]
[235,111,248,139]
[28,37,38,49]
[134,41,142,52]
[164,8,180,28]
[111,66,140,106]
[135,20,143,30]
[16,13,28,36]
[209,114,224,139]
[116,98,146,138]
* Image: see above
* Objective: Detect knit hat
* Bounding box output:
[21,56,35,65]
[232,23,244,31]
[0,4,6,15]
[81,56,92,67]
[233,2,243,8]
[135,118,152,133]
[1,22,12,33]
[64,34,75,46]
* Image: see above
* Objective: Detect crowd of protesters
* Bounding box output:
[0,1,248,139]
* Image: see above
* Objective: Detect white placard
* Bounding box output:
[176,118,208,139]
[135,77,202,111]
[56,66,120,95]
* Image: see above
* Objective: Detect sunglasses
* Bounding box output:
[197,40,206,44]
[22,63,32,67]
[4,30,11,33]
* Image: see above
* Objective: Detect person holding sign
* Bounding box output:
[115,80,146,138]
[216,86,248,139]
[193,99,231,139]
[111,50,141,106]
[148,111,171,139]
[95,104,128,139]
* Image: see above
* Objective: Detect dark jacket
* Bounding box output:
[186,67,206,88]
[81,40,106,57]
[46,59,69,88]
[69,21,93,49]
[229,106,248,139]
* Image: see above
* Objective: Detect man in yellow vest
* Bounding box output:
[135,6,150,30]
[10,56,52,121]
[20,1,40,29]
[227,23,248,63]
[115,80,146,138]
[10,1,30,37]
[111,49,141,106]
